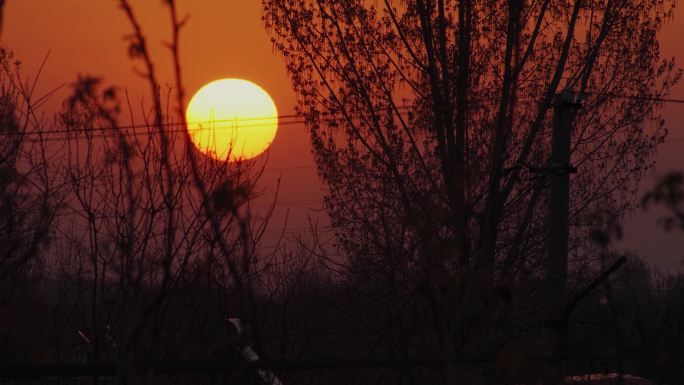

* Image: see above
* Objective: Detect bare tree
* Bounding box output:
[0,47,66,366]
[0,1,280,378]
[263,0,680,383]
[50,67,272,373]
[0,48,61,286]
[0,0,285,374]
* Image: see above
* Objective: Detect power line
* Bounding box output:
[584,92,684,104]
[0,92,631,140]
[2,91,683,144]
[262,165,317,173]
[1,104,418,139]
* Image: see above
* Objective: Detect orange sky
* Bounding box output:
[3,0,326,255]
[3,1,684,270]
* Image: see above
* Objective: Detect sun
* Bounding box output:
[185,78,278,162]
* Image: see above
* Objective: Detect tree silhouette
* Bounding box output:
[1,2,276,375]
[264,0,680,382]
[43,1,277,373]
[0,1,683,384]
[0,49,59,285]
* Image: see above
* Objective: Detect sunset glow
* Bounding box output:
[3,0,684,379]
[185,78,278,162]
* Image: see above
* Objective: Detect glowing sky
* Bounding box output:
[3,1,684,270]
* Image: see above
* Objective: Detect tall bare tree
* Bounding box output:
[263,0,680,382]
[0,48,60,285]
[50,55,271,376]
[7,0,279,374]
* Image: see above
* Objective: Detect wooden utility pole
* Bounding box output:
[546,89,582,313]
[544,89,583,384]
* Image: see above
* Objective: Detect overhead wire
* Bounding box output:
[0,104,417,139]
[2,91,683,140]
[0,90,681,180]
[0,92,679,179]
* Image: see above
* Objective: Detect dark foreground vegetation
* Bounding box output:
[2,0,684,384]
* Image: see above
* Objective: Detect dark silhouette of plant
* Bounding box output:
[0,47,64,365]
[0,48,60,285]
[1,2,281,379]
[643,171,684,232]
[639,171,684,384]
[263,0,680,383]
[1,1,683,384]
[52,43,271,385]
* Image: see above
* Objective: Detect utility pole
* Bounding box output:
[544,89,583,385]
[546,89,582,313]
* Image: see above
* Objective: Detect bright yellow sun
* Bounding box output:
[185,78,278,162]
